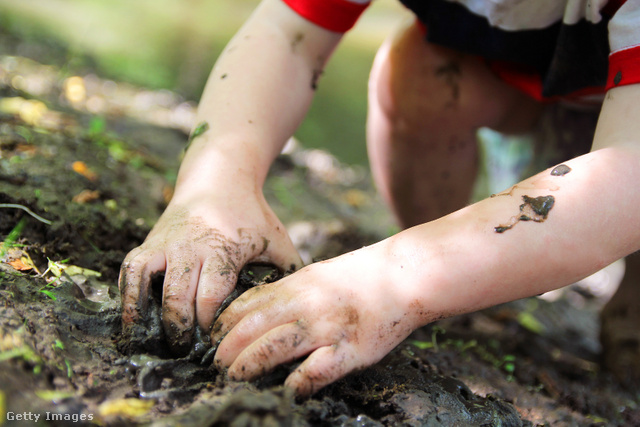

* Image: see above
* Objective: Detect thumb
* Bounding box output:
[250,230,304,275]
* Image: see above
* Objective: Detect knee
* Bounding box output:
[368,21,439,133]
[368,20,542,137]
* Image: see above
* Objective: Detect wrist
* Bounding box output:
[378,224,456,329]
[173,138,269,201]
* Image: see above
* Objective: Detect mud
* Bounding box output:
[187,121,209,146]
[495,195,555,233]
[0,51,639,426]
[550,164,571,177]
[435,60,461,108]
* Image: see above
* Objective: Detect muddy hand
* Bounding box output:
[119,198,303,354]
[210,244,424,395]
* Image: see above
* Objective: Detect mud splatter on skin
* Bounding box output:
[495,195,555,233]
[435,61,461,108]
[291,32,304,52]
[311,69,323,90]
[185,121,209,150]
[491,165,572,199]
[551,164,572,176]
[189,121,209,141]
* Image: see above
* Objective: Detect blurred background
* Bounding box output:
[0,0,411,166]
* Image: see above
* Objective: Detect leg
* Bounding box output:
[366,19,543,228]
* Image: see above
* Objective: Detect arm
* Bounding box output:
[119,0,344,352]
[177,0,343,195]
[211,83,640,394]
[399,83,640,319]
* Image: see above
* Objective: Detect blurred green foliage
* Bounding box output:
[0,0,408,165]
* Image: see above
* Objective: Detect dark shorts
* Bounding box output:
[399,0,613,103]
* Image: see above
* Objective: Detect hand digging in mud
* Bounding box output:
[119,193,303,354]
[120,0,640,396]
[210,245,426,396]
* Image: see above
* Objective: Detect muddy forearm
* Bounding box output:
[385,145,640,327]
[174,0,342,197]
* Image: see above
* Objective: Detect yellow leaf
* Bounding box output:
[0,390,5,426]
[98,398,154,418]
[35,390,76,402]
[46,259,64,278]
[0,97,48,126]
[64,265,101,277]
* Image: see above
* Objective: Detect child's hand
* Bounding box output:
[210,243,426,395]
[119,191,303,354]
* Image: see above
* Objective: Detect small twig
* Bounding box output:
[0,203,52,225]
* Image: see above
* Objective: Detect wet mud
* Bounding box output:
[550,164,571,177]
[0,54,639,426]
[495,195,555,233]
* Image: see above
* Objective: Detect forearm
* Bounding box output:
[175,0,342,198]
[387,86,640,326]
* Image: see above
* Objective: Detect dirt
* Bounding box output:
[0,49,639,426]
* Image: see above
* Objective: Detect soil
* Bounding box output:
[0,47,639,427]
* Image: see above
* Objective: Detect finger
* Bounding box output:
[209,282,282,346]
[214,293,297,365]
[225,320,314,380]
[162,244,201,353]
[254,230,304,274]
[119,248,166,325]
[285,344,359,396]
[195,255,241,332]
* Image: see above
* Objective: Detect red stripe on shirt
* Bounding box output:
[281,0,369,33]
[602,0,626,17]
[607,45,640,91]
[488,60,606,104]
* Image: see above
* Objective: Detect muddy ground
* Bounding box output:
[0,47,639,426]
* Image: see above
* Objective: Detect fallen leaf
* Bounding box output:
[72,161,98,181]
[64,265,101,277]
[35,390,76,403]
[0,390,5,423]
[517,311,545,335]
[98,398,155,418]
[72,189,101,204]
[343,189,368,208]
[8,257,32,271]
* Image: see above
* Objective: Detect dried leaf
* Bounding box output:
[72,189,101,204]
[72,161,98,181]
[8,257,32,271]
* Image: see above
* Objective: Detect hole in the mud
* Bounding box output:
[150,272,165,302]
[118,272,172,358]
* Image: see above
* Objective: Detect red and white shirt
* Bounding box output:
[282,0,640,102]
